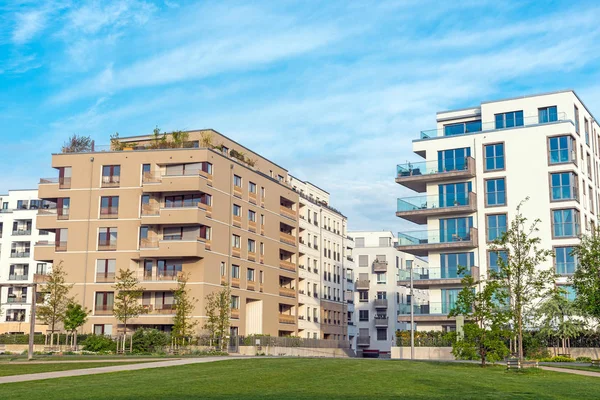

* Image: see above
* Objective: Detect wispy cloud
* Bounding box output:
[12,9,46,44]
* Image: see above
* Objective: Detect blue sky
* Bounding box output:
[1,0,600,231]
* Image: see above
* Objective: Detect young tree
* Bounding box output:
[537,289,585,355]
[112,269,145,336]
[170,130,190,148]
[172,273,199,346]
[62,134,93,153]
[204,285,231,351]
[449,271,510,367]
[489,198,555,360]
[63,302,89,349]
[571,231,600,323]
[36,262,74,346]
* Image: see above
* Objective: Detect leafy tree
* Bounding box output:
[62,134,93,153]
[63,302,89,349]
[172,273,198,346]
[200,131,214,148]
[36,262,73,346]
[489,198,554,360]
[204,285,231,351]
[112,269,145,336]
[449,271,510,367]
[537,289,585,355]
[171,130,190,148]
[571,231,600,322]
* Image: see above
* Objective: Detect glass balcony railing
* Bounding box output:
[419,112,568,140]
[397,193,472,212]
[397,266,471,281]
[397,302,455,315]
[397,228,475,246]
[397,158,471,178]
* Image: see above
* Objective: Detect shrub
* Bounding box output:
[538,356,575,362]
[131,328,169,354]
[576,356,592,362]
[82,335,116,353]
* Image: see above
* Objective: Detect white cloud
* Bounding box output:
[12,10,46,44]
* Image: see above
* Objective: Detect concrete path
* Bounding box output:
[540,366,600,377]
[0,356,240,384]
[4,358,178,364]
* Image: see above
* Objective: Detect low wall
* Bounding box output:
[552,348,600,359]
[1,344,48,353]
[391,346,455,360]
[238,346,351,358]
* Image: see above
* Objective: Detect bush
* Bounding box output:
[131,328,169,354]
[538,356,575,362]
[189,350,228,356]
[576,356,592,362]
[82,335,116,353]
[522,331,550,359]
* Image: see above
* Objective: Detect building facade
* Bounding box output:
[395,90,598,331]
[350,231,428,356]
[35,130,302,337]
[289,176,353,342]
[0,189,52,333]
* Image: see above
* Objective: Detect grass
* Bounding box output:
[3,358,600,399]
[0,361,151,377]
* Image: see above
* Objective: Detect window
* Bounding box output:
[574,105,580,134]
[358,255,368,268]
[378,237,391,247]
[359,310,369,321]
[98,227,117,249]
[437,147,471,172]
[443,120,482,136]
[93,324,112,336]
[233,204,241,217]
[231,295,240,309]
[102,165,121,186]
[484,143,505,171]
[561,286,577,302]
[549,136,575,164]
[555,247,576,275]
[249,182,256,193]
[95,292,114,312]
[439,217,473,242]
[355,237,365,248]
[376,272,386,284]
[248,239,256,253]
[487,214,507,241]
[231,234,240,249]
[36,263,47,275]
[165,193,211,207]
[552,209,580,238]
[247,268,255,281]
[377,329,387,341]
[220,262,226,277]
[163,227,183,241]
[585,118,590,145]
[100,196,119,217]
[441,289,461,313]
[232,265,240,279]
[495,110,524,129]
[248,210,256,222]
[489,250,507,273]
[439,182,471,207]
[539,106,558,123]
[440,252,475,278]
[96,259,116,279]
[550,172,578,201]
[485,178,506,206]
[359,291,369,302]
[233,175,242,187]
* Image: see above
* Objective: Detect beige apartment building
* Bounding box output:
[35,130,302,337]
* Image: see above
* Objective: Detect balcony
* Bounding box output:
[99,207,119,219]
[34,241,62,261]
[247,281,256,291]
[142,170,213,193]
[279,260,297,272]
[33,273,50,284]
[374,316,389,327]
[39,177,71,195]
[279,205,297,221]
[356,336,370,347]
[397,302,457,323]
[374,299,388,309]
[10,251,31,258]
[139,239,206,259]
[279,287,296,298]
[278,314,296,324]
[148,304,176,315]
[373,260,388,273]
[396,192,477,224]
[6,296,27,304]
[94,306,114,316]
[396,227,478,257]
[395,157,475,192]
[232,246,241,258]
[8,274,28,281]
[233,185,243,198]
[231,277,240,288]
[141,204,211,225]
[37,208,70,226]
[355,279,370,290]
[231,309,240,319]
[397,266,480,288]
[96,273,116,283]
[233,215,242,228]
[98,240,117,251]
[280,232,296,246]
[12,229,32,236]
[138,271,180,282]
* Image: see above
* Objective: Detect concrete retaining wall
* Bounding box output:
[238,346,351,358]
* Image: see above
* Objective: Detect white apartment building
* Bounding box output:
[0,189,52,333]
[395,90,598,331]
[289,176,354,342]
[350,231,428,357]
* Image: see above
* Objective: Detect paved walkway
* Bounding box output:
[0,356,240,384]
[4,358,177,365]
[540,366,600,377]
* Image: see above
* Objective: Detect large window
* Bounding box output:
[95,292,114,312]
[555,247,576,275]
[440,252,474,278]
[100,196,119,218]
[484,143,505,171]
[552,209,580,238]
[574,105,580,134]
[487,214,507,241]
[98,227,117,249]
[443,120,482,136]
[550,172,578,201]
[102,165,121,186]
[165,193,211,207]
[359,310,369,321]
[548,136,575,164]
[495,110,524,129]
[437,148,471,172]
[438,182,471,207]
[485,178,506,206]
[539,106,558,123]
[488,250,507,273]
[376,329,387,341]
[233,204,241,217]
[441,289,461,314]
[439,217,473,242]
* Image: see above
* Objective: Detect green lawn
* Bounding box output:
[3,358,600,399]
[0,362,150,377]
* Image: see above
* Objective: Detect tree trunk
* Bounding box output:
[518,312,524,361]
[74,330,77,350]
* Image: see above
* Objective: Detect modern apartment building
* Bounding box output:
[350,231,428,357]
[0,189,52,333]
[395,90,598,331]
[35,130,303,337]
[288,176,353,342]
